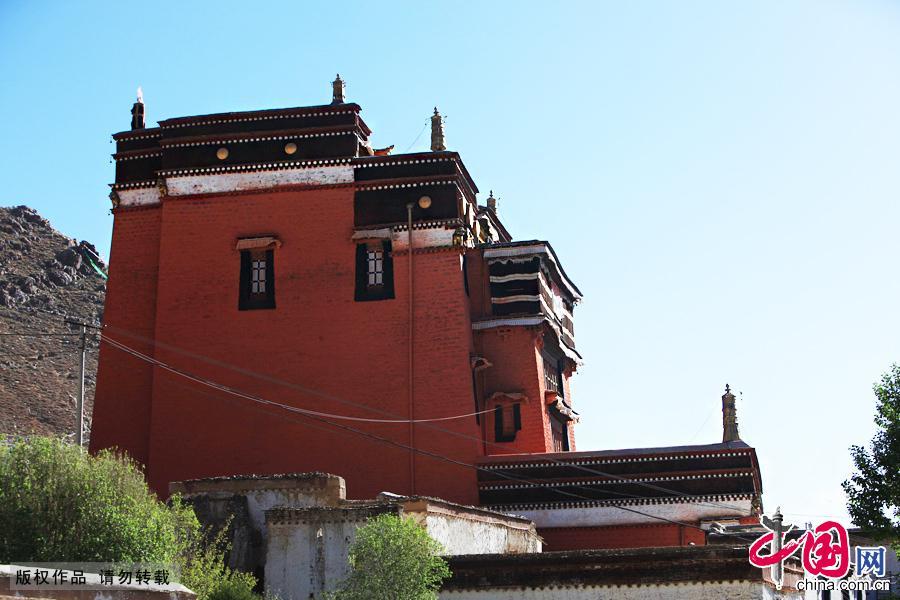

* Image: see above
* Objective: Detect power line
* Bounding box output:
[100,322,753,514]
[99,332,758,540]
[99,335,485,423]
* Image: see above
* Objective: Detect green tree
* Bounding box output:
[843,364,900,551]
[331,513,451,600]
[0,436,194,562]
[0,436,258,600]
[179,517,258,600]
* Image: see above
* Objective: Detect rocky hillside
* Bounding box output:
[0,206,106,440]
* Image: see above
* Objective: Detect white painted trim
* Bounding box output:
[118,187,161,207]
[492,295,541,304]
[165,165,354,196]
[489,273,540,283]
[391,226,456,251]
[472,316,545,330]
[159,157,352,177]
[351,228,392,241]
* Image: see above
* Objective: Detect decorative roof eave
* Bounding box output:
[158,125,362,148]
[355,174,476,205]
[444,545,783,591]
[477,443,755,470]
[110,180,158,191]
[113,149,163,161]
[478,469,757,491]
[112,127,163,142]
[353,151,479,198]
[157,102,364,129]
[355,175,458,192]
[485,493,756,512]
[482,241,582,300]
[353,155,456,169]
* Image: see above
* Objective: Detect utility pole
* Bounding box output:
[76,323,86,447]
[762,507,785,589]
[66,319,93,448]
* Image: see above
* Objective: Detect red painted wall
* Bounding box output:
[476,327,550,454]
[539,524,707,550]
[93,187,484,504]
[90,206,161,466]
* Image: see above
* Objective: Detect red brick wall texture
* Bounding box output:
[91,187,575,506]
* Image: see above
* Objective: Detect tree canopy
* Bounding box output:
[0,436,257,600]
[332,513,450,600]
[0,436,194,562]
[843,364,900,550]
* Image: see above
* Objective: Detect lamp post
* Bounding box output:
[406,195,432,495]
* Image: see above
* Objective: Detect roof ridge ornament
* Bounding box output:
[487,190,498,215]
[131,86,145,131]
[431,107,446,152]
[722,383,740,442]
[332,74,345,105]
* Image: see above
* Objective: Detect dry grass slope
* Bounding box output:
[0,206,106,441]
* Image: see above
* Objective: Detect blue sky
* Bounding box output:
[2,0,899,526]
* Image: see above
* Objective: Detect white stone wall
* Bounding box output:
[440,582,803,600]
[412,511,541,554]
[265,516,374,600]
[264,503,540,600]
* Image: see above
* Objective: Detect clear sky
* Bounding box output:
[2,0,899,526]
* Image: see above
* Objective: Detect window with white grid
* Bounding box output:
[251,257,266,294]
[367,248,384,287]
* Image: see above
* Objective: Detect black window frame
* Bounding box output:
[542,351,565,399]
[355,240,395,301]
[239,249,276,311]
[494,403,522,443]
[549,410,570,452]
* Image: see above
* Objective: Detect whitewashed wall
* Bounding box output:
[440,581,804,600]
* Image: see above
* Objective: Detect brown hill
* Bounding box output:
[0,206,106,440]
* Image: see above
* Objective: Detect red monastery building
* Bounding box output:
[91,78,763,551]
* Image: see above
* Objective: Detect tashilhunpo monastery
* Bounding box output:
[88,77,806,599]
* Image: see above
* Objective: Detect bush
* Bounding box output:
[0,436,259,600]
[179,517,259,600]
[207,578,262,600]
[331,513,450,600]
[0,436,195,562]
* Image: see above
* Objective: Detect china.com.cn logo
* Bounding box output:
[748,513,889,593]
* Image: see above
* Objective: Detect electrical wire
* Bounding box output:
[2,299,754,515]
[99,334,488,423]
[100,322,755,514]
[98,332,759,541]
[403,120,429,152]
